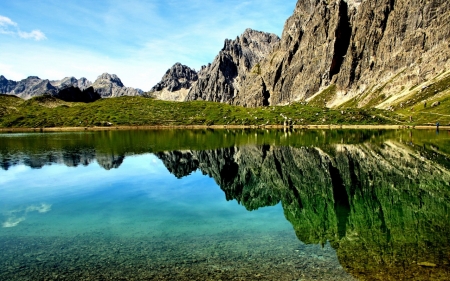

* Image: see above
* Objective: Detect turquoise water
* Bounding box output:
[1,154,291,238]
[1,129,450,280]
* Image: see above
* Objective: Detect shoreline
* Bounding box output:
[0,124,447,132]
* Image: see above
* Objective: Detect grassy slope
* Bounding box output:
[343,69,450,124]
[0,94,401,128]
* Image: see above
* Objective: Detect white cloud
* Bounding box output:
[0,15,17,27]
[1,203,52,228]
[18,29,46,41]
[0,15,46,41]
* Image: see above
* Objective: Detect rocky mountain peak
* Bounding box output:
[0,75,17,94]
[185,28,280,103]
[95,73,124,87]
[151,63,198,93]
[92,73,141,98]
[50,76,93,91]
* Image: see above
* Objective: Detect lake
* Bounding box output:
[0,129,449,280]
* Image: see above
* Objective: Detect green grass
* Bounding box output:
[395,73,450,125]
[0,95,403,128]
[308,85,336,107]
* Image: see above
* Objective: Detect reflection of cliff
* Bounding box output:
[0,149,124,171]
[157,142,450,280]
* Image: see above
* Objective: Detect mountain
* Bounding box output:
[50,76,92,91]
[91,73,143,98]
[0,75,17,93]
[184,28,280,104]
[0,74,142,100]
[237,0,450,108]
[149,63,198,101]
[0,76,58,99]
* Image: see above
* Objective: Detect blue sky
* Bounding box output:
[0,0,296,91]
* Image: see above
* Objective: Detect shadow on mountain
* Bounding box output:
[54,86,101,102]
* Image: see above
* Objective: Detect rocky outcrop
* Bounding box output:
[150,63,198,101]
[91,73,143,98]
[238,0,450,108]
[185,28,280,104]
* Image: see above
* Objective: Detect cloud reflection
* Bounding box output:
[2,217,25,228]
[2,203,52,228]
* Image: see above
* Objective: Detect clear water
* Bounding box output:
[0,129,449,280]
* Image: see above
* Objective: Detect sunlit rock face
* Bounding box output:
[150,63,198,102]
[91,73,142,98]
[185,28,280,105]
[157,140,450,280]
[238,0,450,107]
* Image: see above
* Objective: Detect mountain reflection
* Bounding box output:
[1,129,450,279]
[156,141,450,280]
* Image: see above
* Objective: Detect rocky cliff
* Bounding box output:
[184,28,280,104]
[237,0,450,108]
[149,63,198,102]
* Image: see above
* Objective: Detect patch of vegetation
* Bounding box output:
[362,70,406,108]
[251,63,261,75]
[402,73,450,108]
[308,85,337,107]
[0,95,403,128]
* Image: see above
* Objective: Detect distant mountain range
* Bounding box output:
[0,73,143,101]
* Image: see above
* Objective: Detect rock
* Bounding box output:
[431,101,440,107]
[91,73,142,98]
[185,28,280,104]
[150,63,198,101]
[417,262,437,267]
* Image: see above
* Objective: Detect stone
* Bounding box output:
[431,101,440,107]
[417,262,437,267]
